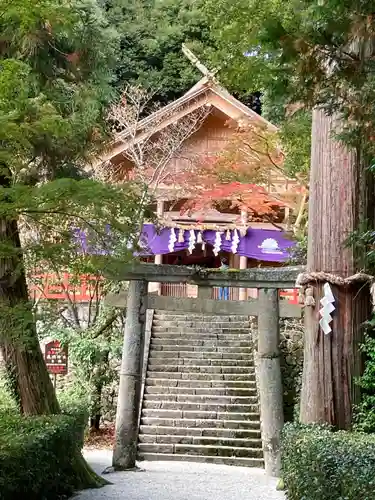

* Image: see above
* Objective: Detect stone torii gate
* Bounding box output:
[106,263,302,477]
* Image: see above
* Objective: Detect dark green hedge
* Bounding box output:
[282,423,375,500]
[0,409,87,500]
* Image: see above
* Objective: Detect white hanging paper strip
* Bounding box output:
[202,241,206,251]
[168,227,177,253]
[197,231,203,244]
[213,231,222,256]
[231,229,240,254]
[319,282,335,334]
[188,229,196,254]
[225,229,231,241]
[178,228,185,243]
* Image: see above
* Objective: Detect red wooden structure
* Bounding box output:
[29,273,103,302]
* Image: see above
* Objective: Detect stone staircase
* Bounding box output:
[137,310,263,467]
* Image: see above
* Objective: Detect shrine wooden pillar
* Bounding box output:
[153,200,165,295]
[239,210,248,301]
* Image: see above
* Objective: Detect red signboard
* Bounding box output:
[45,340,68,375]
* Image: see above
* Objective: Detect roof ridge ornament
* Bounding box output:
[181,43,219,82]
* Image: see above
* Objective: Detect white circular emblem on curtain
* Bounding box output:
[258,238,283,254]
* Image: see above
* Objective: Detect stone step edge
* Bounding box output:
[144,383,257,389]
[136,453,264,467]
[141,410,261,419]
[148,363,254,375]
[139,425,261,434]
[139,434,262,444]
[144,395,258,402]
[140,418,260,425]
[138,443,262,452]
[145,378,256,385]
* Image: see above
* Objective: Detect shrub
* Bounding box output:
[353,332,375,433]
[282,423,375,500]
[0,409,87,500]
[279,319,304,422]
[0,375,17,415]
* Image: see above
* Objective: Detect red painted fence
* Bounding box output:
[29,273,103,302]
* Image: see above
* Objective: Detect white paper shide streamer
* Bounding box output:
[319,283,335,334]
[231,229,240,254]
[188,229,196,254]
[213,231,222,256]
[168,227,177,253]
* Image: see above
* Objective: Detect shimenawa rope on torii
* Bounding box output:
[295,271,375,307]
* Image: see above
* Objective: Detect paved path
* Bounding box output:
[76,450,285,500]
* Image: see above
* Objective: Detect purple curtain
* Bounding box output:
[137,224,295,262]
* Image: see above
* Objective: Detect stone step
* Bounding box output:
[137,443,263,459]
[149,350,253,360]
[140,310,261,468]
[152,326,249,333]
[152,333,250,340]
[139,425,261,438]
[150,339,250,348]
[148,358,254,368]
[143,394,258,405]
[145,386,257,396]
[147,365,254,374]
[136,452,264,468]
[141,409,260,421]
[140,417,261,430]
[143,401,258,413]
[150,344,253,352]
[145,378,256,389]
[138,434,262,448]
[153,319,249,326]
[153,313,249,322]
[146,372,255,381]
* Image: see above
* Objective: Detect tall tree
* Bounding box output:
[205,0,375,427]
[0,0,119,417]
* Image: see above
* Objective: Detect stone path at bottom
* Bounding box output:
[76,449,286,500]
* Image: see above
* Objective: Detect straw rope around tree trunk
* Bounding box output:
[295,271,375,307]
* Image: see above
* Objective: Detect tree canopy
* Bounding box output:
[102,0,212,104]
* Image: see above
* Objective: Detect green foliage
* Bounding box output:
[282,423,375,500]
[205,0,375,154]
[39,298,123,424]
[0,375,18,415]
[0,409,88,500]
[287,233,307,265]
[279,111,311,182]
[279,320,304,422]
[0,0,118,176]
[353,329,375,433]
[104,0,214,104]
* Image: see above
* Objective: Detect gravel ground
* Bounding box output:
[75,449,285,500]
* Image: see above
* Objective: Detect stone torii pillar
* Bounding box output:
[112,280,147,470]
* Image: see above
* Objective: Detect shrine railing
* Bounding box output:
[160,282,299,304]
[28,271,301,305]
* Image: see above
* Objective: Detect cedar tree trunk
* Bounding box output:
[300,109,372,429]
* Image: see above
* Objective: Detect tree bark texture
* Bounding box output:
[0,216,60,415]
[0,170,108,490]
[300,109,372,429]
[257,288,284,477]
[113,280,147,470]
